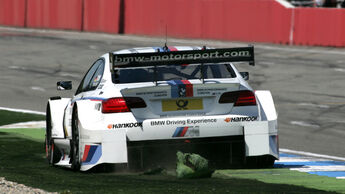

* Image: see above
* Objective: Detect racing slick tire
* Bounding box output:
[71,107,81,171]
[45,105,62,165]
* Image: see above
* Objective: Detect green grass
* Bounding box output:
[0,110,45,126]
[0,129,332,194]
[0,128,45,141]
[0,110,342,193]
[215,169,345,194]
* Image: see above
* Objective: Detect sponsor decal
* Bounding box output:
[107,122,142,129]
[160,113,206,118]
[82,145,102,165]
[224,116,258,123]
[113,48,253,66]
[97,84,104,89]
[167,80,193,98]
[197,88,227,95]
[172,126,200,137]
[176,99,188,110]
[151,120,185,126]
[162,98,203,112]
[150,118,217,126]
[135,91,168,97]
[187,118,217,124]
[92,75,102,87]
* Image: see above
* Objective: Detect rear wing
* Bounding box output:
[110,46,255,70]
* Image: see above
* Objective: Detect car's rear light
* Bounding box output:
[234,91,257,106]
[102,97,147,113]
[125,97,147,109]
[102,98,129,113]
[219,90,257,106]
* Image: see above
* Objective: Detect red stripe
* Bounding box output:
[181,80,193,97]
[168,46,189,66]
[82,145,91,162]
[45,143,48,157]
[180,127,189,137]
[168,46,178,51]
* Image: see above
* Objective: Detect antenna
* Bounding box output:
[165,24,168,46]
[163,24,168,51]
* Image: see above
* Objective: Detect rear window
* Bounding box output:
[112,63,236,84]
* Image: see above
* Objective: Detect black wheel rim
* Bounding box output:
[45,109,53,164]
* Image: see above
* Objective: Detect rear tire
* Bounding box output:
[45,105,61,165]
[71,107,81,171]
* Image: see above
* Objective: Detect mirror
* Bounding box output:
[240,72,249,81]
[57,81,72,90]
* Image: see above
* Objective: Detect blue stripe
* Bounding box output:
[167,80,178,86]
[177,127,187,137]
[82,145,102,165]
[167,80,179,98]
[275,161,345,167]
[84,146,97,163]
[174,80,184,85]
[71,97,106,104]
[167,80,188,98]
[308,171,345,178]
[152,47,165,52]
[173,127,184,137]
[276,152,345,179]
[82,97,106,101]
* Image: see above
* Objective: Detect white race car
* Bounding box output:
[45,46,278,171]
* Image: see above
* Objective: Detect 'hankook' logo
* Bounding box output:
[176,99,188,110]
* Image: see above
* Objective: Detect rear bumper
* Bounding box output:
[127,120,279,170]
[126,115,276,140]
[78,118,278,171]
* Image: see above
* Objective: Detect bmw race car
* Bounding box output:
[45,46,278,171]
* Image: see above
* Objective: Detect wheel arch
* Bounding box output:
[47,98,71,138]
[72,99,104,131]
[255,90,277,121]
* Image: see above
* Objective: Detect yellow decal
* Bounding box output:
[162,98,203,112]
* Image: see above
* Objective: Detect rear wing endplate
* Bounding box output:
[110,46,255,71]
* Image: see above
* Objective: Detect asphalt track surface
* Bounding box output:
[1,27,345,159]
